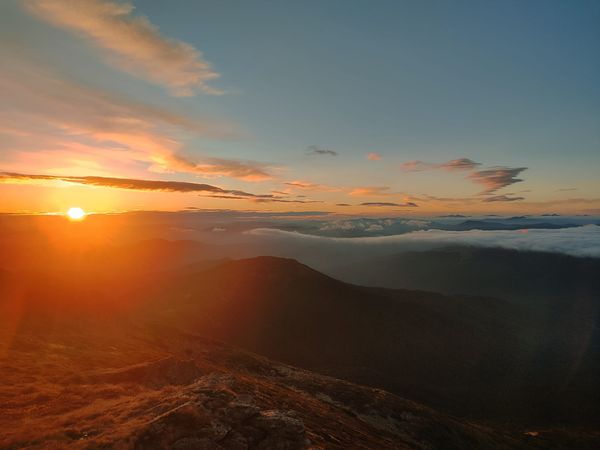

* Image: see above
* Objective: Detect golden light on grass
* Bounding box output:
[66,207,86,221]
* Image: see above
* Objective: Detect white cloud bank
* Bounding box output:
[248,224,600,258]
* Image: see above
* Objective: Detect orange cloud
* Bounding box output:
[367,152,382,161]
[349,186,393,197]
[359,202,418,207]
[25,0,222,96]
[169,155,273,181]
[0,59,271,181]
[285,181,339,192]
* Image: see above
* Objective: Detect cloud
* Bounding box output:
[556,187,578,192]
[306,145,338,156]
[253,198,323,204]
[440,158,481,171]
[401,160,434,172]
[336,203,351,207]
[349,186,394,197]
[196,193,323,204]
[360,202,418,207]
[367,152,382,161]
[483,195,525,202]
[468,166,527,194]
[401,158,481,172]
[25,0,222,96]
[318,218,395,233]
[247,225,600,259]
[0,171,274,198]
[284,180,339,192]
[169,155,273,181]
[400,158,526,197]
[0,59,271,181]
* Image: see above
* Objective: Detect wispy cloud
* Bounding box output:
[367,152,382,161]
[482,195,525,202]
[349,186,394,197]
[201,194,319,203]
[360,202,418,207]
[440,158,481,171]
[253,198,323,204]
[468,167,527,194]
[0,171,330,206]
[401,157,527,197]
[400,160,434,172]
[0,171,272,198]
[0,59,271,181]
[169,155,273,181]
[284,180,339,192]
[25,0,222,96]
[306,145,338,156]
[401,158,480,172]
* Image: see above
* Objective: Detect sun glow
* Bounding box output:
[66,207,86,221]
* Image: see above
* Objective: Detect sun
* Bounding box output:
[66,207,86,221]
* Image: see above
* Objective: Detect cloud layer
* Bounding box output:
[25,0,221,96]
[248,225,600,258]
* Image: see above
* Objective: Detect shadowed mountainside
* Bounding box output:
[328,246,600,304]
[138,257,599,425]
[3,326,577,449]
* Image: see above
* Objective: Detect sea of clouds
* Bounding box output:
[247,224,600,259]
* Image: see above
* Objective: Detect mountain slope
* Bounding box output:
[2,253,598,431]
[328,246,600,303]
[1,326,562,450]
[141,257,600,424]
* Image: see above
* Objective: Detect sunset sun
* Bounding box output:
[66,207,86,221]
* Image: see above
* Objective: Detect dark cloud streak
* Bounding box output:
[306,145,338,156]
[360,202,418,207]
[0,171,273,198]
[483,195,525,202]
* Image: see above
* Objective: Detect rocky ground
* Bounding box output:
[2,326,598,450]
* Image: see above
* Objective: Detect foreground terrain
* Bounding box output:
[2,326,597,449]
[1,241,599,448]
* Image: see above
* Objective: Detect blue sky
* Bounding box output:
[0,0,599,214]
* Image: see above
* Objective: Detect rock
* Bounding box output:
[90,357,202,388]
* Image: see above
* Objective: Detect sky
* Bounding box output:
[0,0,599,215]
